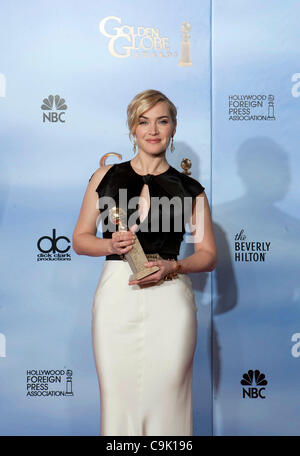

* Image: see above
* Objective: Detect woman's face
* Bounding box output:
[134,102,176,156]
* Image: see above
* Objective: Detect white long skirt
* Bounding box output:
[92,260,198,436]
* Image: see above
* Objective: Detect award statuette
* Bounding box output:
[180,158,192,175]
[109,207,160,281]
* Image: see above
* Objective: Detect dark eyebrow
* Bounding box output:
[139,115,169,120]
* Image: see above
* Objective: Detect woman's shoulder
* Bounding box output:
[88,160,130,197]
[88,165,115,200]
[88,159,130,183]
[88,164,114,184]
[166,165,205,198]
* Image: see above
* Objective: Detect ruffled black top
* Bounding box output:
[92,160,204,259]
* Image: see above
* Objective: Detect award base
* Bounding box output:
[128,267,160,282]
[124,239,160,281]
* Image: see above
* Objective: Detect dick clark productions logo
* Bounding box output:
[241,369,268,399]
[37,228,71,261]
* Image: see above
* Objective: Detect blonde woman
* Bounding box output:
[73,89,217,436]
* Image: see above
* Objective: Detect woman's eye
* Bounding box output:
[138,119,168,126]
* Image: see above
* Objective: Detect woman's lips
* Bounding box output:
[146,139,161,143]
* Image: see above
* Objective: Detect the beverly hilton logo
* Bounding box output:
[234,229,271,262]
[41,95,68,123]
[99,16,192,65]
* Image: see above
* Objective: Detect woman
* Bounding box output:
[73,89,217,436]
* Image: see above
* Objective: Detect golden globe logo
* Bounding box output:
[99,16,175,59]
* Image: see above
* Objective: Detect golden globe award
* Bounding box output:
[109,207,160,281]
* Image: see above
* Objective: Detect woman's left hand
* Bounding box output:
[128,259,176,286]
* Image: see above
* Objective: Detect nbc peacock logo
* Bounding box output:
[41,95,68,123]
[241,369,268,399]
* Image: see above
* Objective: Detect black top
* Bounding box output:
[91,160,205,259]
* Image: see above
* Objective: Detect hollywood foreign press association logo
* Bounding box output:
[241,369,268,399]
[26,369,74,397]
[228,94,275,121]
[41,94,67,123]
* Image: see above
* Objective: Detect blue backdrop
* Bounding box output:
[212,0,300,436]
[0,0,299,437]
[0,0,211,436]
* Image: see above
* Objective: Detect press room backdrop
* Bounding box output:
[0,0,299,436]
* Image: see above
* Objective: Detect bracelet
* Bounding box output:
[164,259,182,281]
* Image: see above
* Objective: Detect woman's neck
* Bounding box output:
[130,152,169,175]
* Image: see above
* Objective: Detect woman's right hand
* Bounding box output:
[110,229,136,256]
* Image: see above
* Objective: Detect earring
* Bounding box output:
[133,136,137,154]
[170,136,175,153]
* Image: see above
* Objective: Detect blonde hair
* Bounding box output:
[127,89,177,142]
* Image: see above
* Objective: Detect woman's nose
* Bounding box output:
[148,122,158,134]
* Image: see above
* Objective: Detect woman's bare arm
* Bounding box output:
[177,191,217,273]
[73,166,113,256]
[73,166,135,257]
